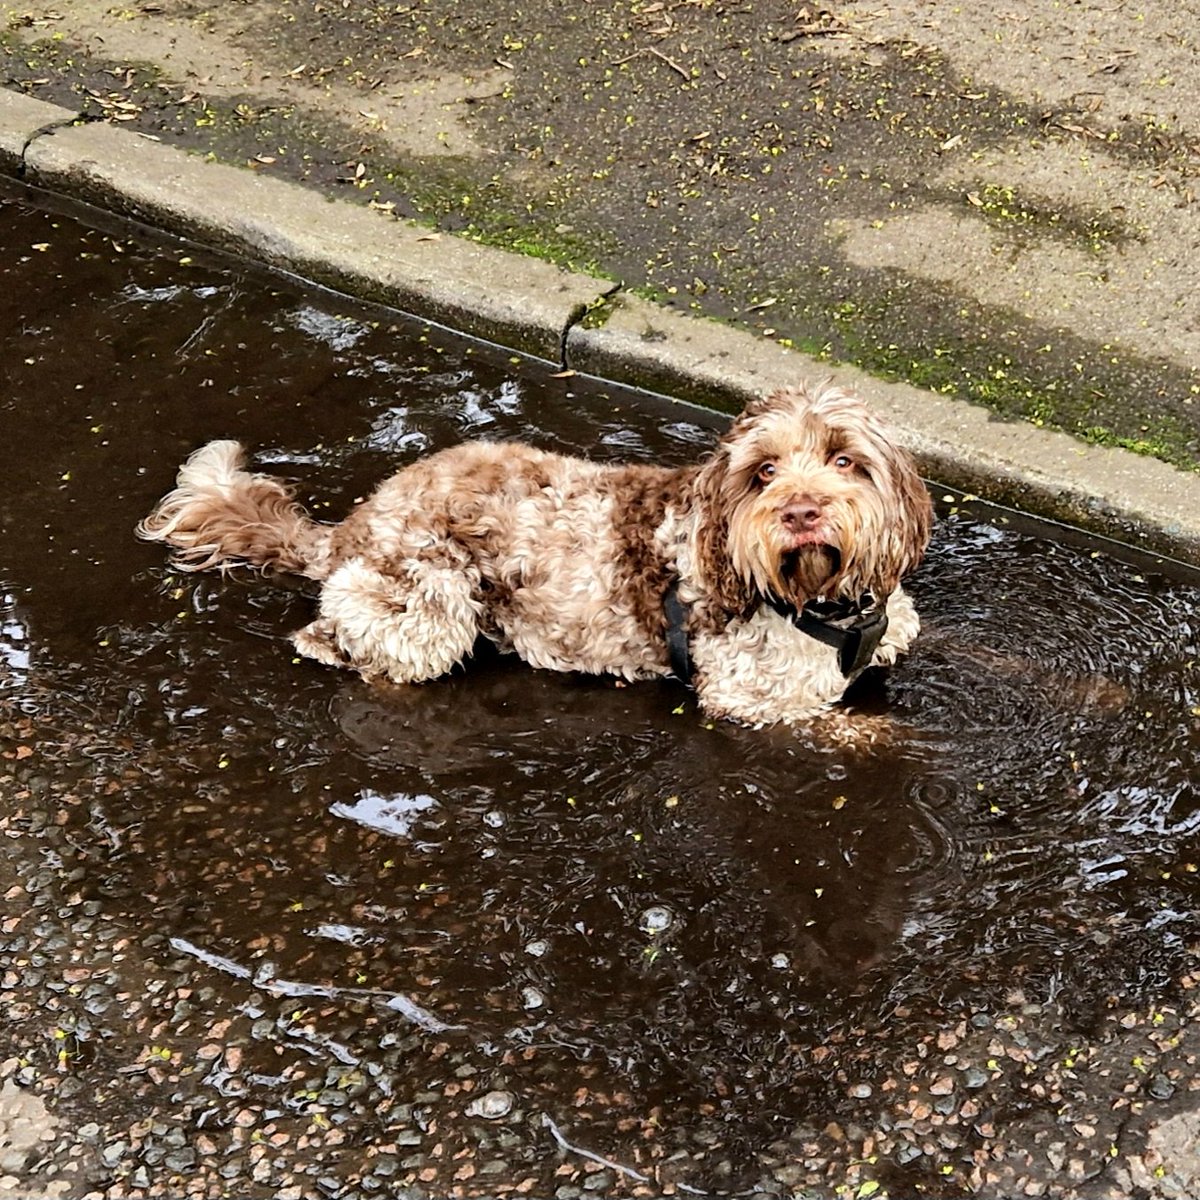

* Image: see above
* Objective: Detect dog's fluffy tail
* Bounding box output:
[137,440,333,578]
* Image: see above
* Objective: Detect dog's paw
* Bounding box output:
[293,619,353,669]
[807,708,896,751]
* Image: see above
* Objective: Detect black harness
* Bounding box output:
[663,580,696,684]
[663,581,889,685]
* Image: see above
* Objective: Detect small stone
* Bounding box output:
[1147,1074,1175,1101]
[638,906,674,935]
[773,1164,808,1186]
[372,1155,398,1177]
[100,1142,128,1169]
[848,1083,872,1099]
[466,1090,514,1119]
[962,1067,990,1089]
[929,1076,955,1096]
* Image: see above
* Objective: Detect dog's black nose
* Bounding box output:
[780,497,823,530]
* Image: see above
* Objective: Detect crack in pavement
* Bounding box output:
[17,115,79,173]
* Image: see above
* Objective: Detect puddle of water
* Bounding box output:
[2,177,1200,1189]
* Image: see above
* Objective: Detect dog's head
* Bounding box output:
[691,384,932,610]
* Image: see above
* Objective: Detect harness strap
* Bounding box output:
[663,583,890,686]
[766,593,890,677]
[663,579,693,683]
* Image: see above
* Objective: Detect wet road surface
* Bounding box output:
[2,177,1200,1198]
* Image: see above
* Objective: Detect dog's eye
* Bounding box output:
[830,453,854,471]
[756,463,777,483]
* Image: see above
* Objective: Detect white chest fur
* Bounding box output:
[690,588,920,725]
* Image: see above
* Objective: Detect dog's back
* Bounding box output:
[329,442,685,678]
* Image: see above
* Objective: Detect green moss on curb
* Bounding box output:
[826,292,1200,473]
[379,162,617,279]
[579,292,618,330]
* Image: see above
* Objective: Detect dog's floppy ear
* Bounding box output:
[875,440,933,595]
[688,451,755,615]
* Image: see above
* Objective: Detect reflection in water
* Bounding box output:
[2,181,1200,1186]
[287,304,372,352]
[0,591,31,684]
[330,789,441,839]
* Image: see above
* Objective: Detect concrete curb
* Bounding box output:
[5,90,612,364]
[0,85,76,168]
[2,84,1198,565]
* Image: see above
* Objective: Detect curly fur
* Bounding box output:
[137,383,933,725]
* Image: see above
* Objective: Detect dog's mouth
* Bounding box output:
[783,542,841,570]
[785,528,834,551]
[781,543,841,595]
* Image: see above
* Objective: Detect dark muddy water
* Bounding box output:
[2,179,1199,1194]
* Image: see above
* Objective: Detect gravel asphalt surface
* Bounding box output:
[2,3,1200,1199]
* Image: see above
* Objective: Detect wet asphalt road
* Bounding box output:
[2,179,1200,1199]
